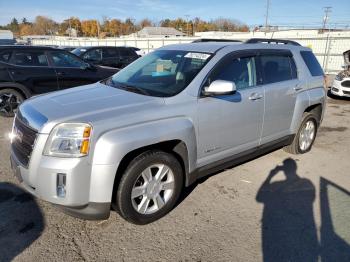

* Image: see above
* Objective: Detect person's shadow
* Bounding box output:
[256,158,318,262]
[0,182,45,262]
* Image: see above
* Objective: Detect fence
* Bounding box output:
[32,35,350,74]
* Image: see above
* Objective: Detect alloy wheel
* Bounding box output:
[131,164,175,215]
[299,120,316,151]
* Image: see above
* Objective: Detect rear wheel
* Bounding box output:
[115,150,183,224]
[284,112,318,154]
[0,89,24,117]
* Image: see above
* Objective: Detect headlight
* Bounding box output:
[44,123,92,157]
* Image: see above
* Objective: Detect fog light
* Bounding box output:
[57,173,66,198]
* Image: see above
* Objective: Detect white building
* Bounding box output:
[136,27,186,38]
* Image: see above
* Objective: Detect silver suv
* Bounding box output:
[10,39,326,224]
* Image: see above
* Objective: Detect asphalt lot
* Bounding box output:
[0,93,350,262]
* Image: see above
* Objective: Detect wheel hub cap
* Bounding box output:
[299,120,316,151]
[131,164,175,215]
[0,93,21,116]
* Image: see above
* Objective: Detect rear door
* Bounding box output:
[8,50,58,94]
[258,50,300,144]
[48,50,99,90]
[102,47,119,67]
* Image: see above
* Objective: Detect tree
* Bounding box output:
[33,16,58,35]
[139,18,152,28]
[59,17,81,36]
[8,18,19,34]
[81,20,99,37]
[19,24,34,36]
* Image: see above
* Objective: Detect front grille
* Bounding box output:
[341,81,350,88]
[11,117,38,167]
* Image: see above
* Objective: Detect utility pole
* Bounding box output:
[264,0,270,34]
[322,6,332,32]
[185,14,190,36]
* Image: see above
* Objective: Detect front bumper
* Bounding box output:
[10,150,111,220]
[331,79,350,97]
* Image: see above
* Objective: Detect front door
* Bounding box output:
[48,50,98,90]
[197,52,264,166]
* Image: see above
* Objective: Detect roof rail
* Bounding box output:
[245,38,301,46]
[192,38,242,43]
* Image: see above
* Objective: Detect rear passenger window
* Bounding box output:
[119,48,134,57]
[261,55,297,84]
[300,51,324,76]
[211,56,257,90]
[103,48,118,58]
[0,51,11,62]
[13,51,48,66]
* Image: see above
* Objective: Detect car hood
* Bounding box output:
[19,82,165,134]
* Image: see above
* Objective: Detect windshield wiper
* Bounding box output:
[118,84,150,96]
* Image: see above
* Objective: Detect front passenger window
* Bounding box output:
[211,56,257,90]
[50,51,86,68]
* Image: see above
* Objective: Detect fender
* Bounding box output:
[290,90,310,134]
[0,82,32,98]
[88,117,197,203]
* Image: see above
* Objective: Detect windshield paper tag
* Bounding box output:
[185,52,210,60]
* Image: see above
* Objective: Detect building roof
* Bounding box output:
[137,27,186,37]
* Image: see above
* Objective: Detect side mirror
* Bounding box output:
[204,80,236,95]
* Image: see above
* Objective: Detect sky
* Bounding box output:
[0,0,349,28]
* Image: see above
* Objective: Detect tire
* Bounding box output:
[115,150,184,224]
[284,112,318,155]
[0,89,24,117]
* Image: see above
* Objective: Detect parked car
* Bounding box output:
[130,47,146,56]
[0,45,119,116]
[10,39,326,224]
[72,46,140,68]
[331,50,350,98]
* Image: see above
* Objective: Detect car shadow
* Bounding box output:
[0,182,45,262]
[256,158,318,261]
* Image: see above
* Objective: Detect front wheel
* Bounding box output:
[115,150,183,224]
[0,89,24,117]
[284,113,318,154]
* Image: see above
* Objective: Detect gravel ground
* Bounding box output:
[0,93,350,262]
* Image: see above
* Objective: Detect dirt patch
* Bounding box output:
[319,126,348,133]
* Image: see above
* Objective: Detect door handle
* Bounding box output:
[294,85,303,91]
[249,93,263,101]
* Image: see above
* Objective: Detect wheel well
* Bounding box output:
[305,104,323,123]
[0,86,28,99]
[112,140,189,203]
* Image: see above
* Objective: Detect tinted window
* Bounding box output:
[13,51,48,66]
[103,48,118,58]
[261,55,296,84]
[119,48,134,57]
[211,56,257,90]
[300,51,324,76]
[83,48,102,61]
[71,48,87,56]
[50,51,86,68]
[0,50,11,62]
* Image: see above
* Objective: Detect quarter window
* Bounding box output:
[50,51,86,68]
[210,56,257,90]
[260,55,297,84]
[0,51,11,62]
[13,51,48,66]
[300,51,324,76]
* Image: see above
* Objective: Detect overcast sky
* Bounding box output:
[0,0,349,28]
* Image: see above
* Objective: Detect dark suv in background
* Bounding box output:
[72,46,140,68]
[0,45,119,116]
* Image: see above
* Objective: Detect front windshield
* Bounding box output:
[106,50,212,97]
[71,48,87,56]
